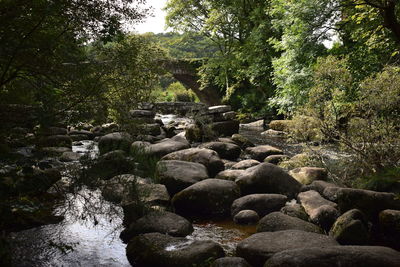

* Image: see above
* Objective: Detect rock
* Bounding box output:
[172,179,240,219]
[217,137,237,145]
[322,186,342,202]
[257,212,323,234]
[264,155,289,165]
[199,142,241,160]
[236,230,339,267]
[231,134,254,149]
[264,246,400,267]
[329,209,369,245]
[86,150,134,180]
[68,129,94,140]
[235,163,302,198]
[185,124,203,143]
[126,233,224,267]
[280,203,309,221]
[37,127,68,136]
[233,210,260,225]
[131,141,150,152]
[161,148,224,177]
[261,129,286,137]
[146,139,190,158]
[335,188,400,220]
[137,183,170,207]
[69,134,90,141]
[156,160,209,196]
[289,167,327,185]
[268,120,291,131]
[309,180,340,195]
[38,135,72,148]
[222,111,237,121]
[231,194,287,217]
[16,168,61,194]
[59,151,82,162]
[208,105,232,114]
[101,174,137,204]
[216,169,245,181]
[129,109,155,118]
[245,145,283,161]
[222,159,237,169]
[98,132,132,155]
[298,190,339,230]
[40,147,71,156]
[240,120,264,129]
[379,209,400,249]
[170,134,190,147]
[211,120,240,137]
[231,159,260,170]
[212,257,251,267]
[120,211,193,243]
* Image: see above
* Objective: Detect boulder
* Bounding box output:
[136,123,162,136]
[233,210,260,225]
[245,145,283,161]
[101,174,137,204]
[322,186,342,202]
[280,203,309,221]
[146,139,190,158]
[379,209,400,249]
[289,167,327,185]
[137,183,170,207]
[156,160,209,196]
[212,257,251,267]
[161,148,224,177]
[298,190,339,230]
[38,135,72,148]
[40,147,71,156]
[235,163,302,198]
[261,129,286,137]
[236,230,339,267]
[264,246,400,267]
[98,132,132,155]
[211,120,240,137]
[335,188,400,220]
[37,126,68,136]
[222,159,237,169]
[172,179,240,219]
[231,159,260,170]
[208,105,232,114]
[126,233,225,267]
[257,212,322,234]
[120,211,193,243]
[329,209,369,245]
[308,180,340,195]
[129,109,155,118]
[240,120,264,129]
[264,155,289,165]
[216,170,245,181]
[231,134,255,149]
[59,151,82,162]
[199,142,241,160]
[86,150,134,180]
[231,194,287,217]
[68,129,94,140]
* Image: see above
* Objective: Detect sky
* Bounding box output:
[134,0,169,34]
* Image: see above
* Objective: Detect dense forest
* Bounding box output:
[1,0,400,266]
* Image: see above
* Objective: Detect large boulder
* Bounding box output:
[235,163,302,198]
[236,230,339,267]
[59,151,81,162]
[264,246,400,267]
[231,159,260,170]
[212,257,252,267]
[264,155,290,165]
[86,150,134,180]
[215,169,245,181]
[161,148,224,177]
[289,167,327,185]
[231,134,254,149]
[156,160,209,196]
[257,212,322,234]
[329,209,369,245]
[98,132,132,155]
[101,174,137,204]
[172,179,240,219]
[199,142,241,160]
[231,194,287,217]
[126,233,225,267]
[335,188,400,220]
[245,145,283,161]
[136,183,170,207]
[146,139,190,158]
[211,120,240,137]
[120,211,193,243]
[280,203,309,221]
[379,209,400,249]
[298,190,339,230]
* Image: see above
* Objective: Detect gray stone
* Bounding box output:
[264,155,290,165]
[379,209,400,249]
[257,212,322,234]
[231,134,254,149]
[289,167,327,185]
[59,151,82,162]
[211,120,240,137]
[137,183,170,207]
[329,209,369,245]
[129,109,155,118]
[216,169,245,181]
[231,159,260,170]
[146,139,190,158]
[98,132,132,155]
[309,180,340,195]
[264,246,400,267]
[236,230,339,267]
[245,145,283,161]
[231,194,287,217]
[101,174,137,204]
[199,141,242,160]
[233,210,260,225]
[280,203,309,221]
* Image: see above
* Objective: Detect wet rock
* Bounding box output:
[162,148,224,177]
[329,209,370,245]
[280,203,309,221]
[233,210,260,225]
[126,233,225,267]
[231,134,254,149]
[146,139,190,158]
[264,155,289,165]
[172,179,240,219]
[59,151,81,162]
[264,246,400,267]
[156,160,209,196]
[235,163,302,198]
[298,190,339,230]
[236,230,338,267]
[231,159,260,170]
[212,257,251,267]
[336,188,400,220]
[245,145,283,161]
[98,132,132,155]
[211,120,240,137]
[289,167,327,185]
[231,194,287,217]
[120,211,193,243]
[199,142,241,160]
[216,169,245,181]
[257,212,322,234]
